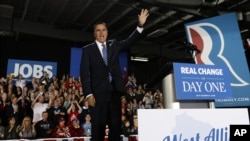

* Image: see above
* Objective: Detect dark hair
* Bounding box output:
[93,21,107,31]
[7,116,15,122]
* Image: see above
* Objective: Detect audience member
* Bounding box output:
[15,86,22,98]
[126,87,135,103]
[17,93,33,120]
[121,120,131,137]
[65,76,76,89]
[131,116,138,135]
[35,84,46,97]
[153,89,163,103]
[26,77,38,91]
[121,114,127,131]
[69,118,83,137]
[15,74,26,89]
[125,75,137,89]
[79,99,90,124]
[31,93,51,123]
[138,100,145,109]
[0,92,10,115]
[157,102,164,109]
[67,101,82,126]
[142,91,153,109]
[17,116,36,139]
[35,111,54,138]
[125,103,133,122]
[135,84,145,100]
[28,91,36,103]
[131,98,139,115]
[6,79,17,97]
[39,71,50,89]
[51,117,71,138]
[2,96,22,127]
[4,116,19,139]
[0,77,6,89]
[59,74,67,87]
[62,91,72,109]
[81,113,91,137]
[49,75,59,89]
[22,86,29,97]
[121,96,127,115]
[47,98,67,125]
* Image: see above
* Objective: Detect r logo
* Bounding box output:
[185,12,250,107]
[186,23,249,87]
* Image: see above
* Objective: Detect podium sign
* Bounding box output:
[173,63,232,100]
[138,109,249,141]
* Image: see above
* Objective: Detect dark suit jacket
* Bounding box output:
[2,104,22,126]
[80,29,141,103]
[47,106,67,125]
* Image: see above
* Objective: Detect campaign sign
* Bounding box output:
[7,59,57,80]
[185,12,250,106]
[138,108,249,141]
[173,62,232,100]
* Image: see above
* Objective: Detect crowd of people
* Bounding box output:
[0,71,163,140]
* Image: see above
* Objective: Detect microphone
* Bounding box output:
[183,41,201,53]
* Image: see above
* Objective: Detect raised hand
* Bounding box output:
[138,9,149,26]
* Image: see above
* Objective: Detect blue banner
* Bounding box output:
[185,12,250,107]
[70,48,82,78]
[173,63,232,100]
[7,59,57,80]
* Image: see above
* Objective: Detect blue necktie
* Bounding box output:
[102,44,112,82]
[102,44,108,65]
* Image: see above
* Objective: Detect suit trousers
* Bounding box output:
[90,90,122,141]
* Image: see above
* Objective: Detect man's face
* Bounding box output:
[94,24,108,43]
[42,113,48,120]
